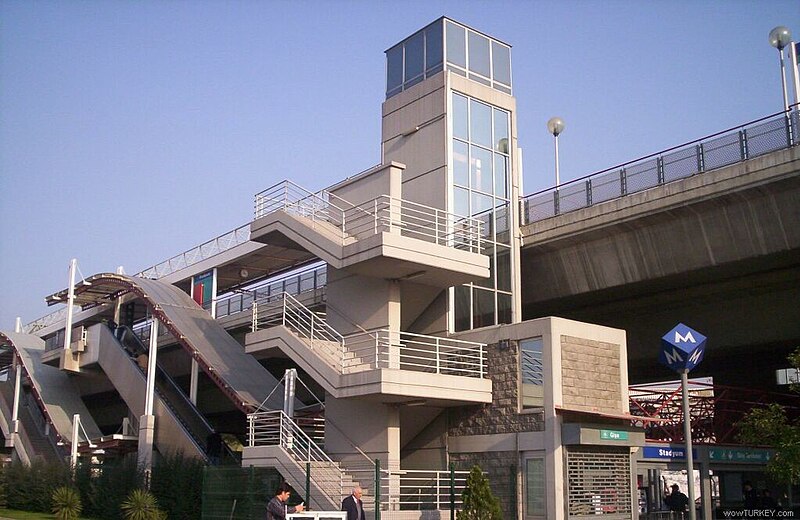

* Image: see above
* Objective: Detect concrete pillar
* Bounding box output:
[699,459,713,520]
[387,281,401,369]
[11,362,21,435]
[189,360,199,404]
[63,259,77,353]
[386,405,401,511]
[137,414,156,473]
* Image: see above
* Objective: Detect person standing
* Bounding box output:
[341,486,366,520]
[664,484,689,514]
[267,483,304,520]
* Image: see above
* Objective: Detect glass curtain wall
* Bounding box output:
[451,91,512,331]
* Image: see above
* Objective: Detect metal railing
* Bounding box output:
[247,410,343,502]
[136,223,251,279]
[381,469,470,511]
[520,347,543,385]
[253,180,483,252]
[24,306,75,335]
[522,109,800,224]
[344,330,487,378]
[252,292,344,372]
[217,264,326,319]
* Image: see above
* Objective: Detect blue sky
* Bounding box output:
[1,1,798,328]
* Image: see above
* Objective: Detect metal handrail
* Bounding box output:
[343,330,487,378]
[253,180,483,252]
[136,223,251,279]
[522,108,799,224]
[248,410,343,502]
[380,469,470,511]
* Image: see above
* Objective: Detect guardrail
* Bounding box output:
[522,109,800,224]
[247,410,343,502]
[381,469,470,511]
[253,180,483,252]
[136,223,251,279]
[344,330,487,378]
[217,265,326,319]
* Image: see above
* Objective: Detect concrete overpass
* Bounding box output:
[520,115,800,387]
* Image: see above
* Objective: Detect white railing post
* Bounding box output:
[248,415,254,447]
[436,338,441,374]
[479,346,485,378]
[252,301,258,332]
[436,472,441,510]
[283,297,287,327]
[310,312,315,346]
[374,198,378,235]
[374,333,380,369]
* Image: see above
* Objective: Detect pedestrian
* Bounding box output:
[266,482,304,520]
[664,484,689,513]
[341,486,366,520]
[743,481,758,509]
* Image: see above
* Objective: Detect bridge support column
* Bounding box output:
[138,319,159,474]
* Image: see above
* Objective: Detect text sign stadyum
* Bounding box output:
[642,446,698,460]
[659,323,707,373]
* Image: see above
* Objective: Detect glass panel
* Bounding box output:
[471,192,493,216]
[472,287,495,328]
[452,93,469,141]
[404,31,424,83]
[453,140,469,186]
[471,145,493,193]
[469,99,492,148]
[497,292,511,325]
[526,458,546,516]
[496,246,511,291]
[493,108,509,154]
[495,202,509,243]
[454,285,471,332]
[425,23,443,70]
[386,45,403,92]
[492,41,511,85]
[445,21,466,68]
[494,154,508,198]
[454,187,470,217]
[468,31,490,77]
[476,243,495,289]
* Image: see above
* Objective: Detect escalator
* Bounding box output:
[96,323,211,461]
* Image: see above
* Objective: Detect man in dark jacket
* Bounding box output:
[664,484,689,513]
[341,486,366,520]
[267,483,304,520]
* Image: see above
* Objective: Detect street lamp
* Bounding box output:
[769,26,792,112]
[546,117,565,188]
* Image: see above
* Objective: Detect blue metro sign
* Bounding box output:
[659,323,707,373]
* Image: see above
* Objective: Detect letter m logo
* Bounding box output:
[664,348,683,365]
[688,348,703,365]
[674,331,696,343]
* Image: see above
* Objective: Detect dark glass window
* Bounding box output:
[454,285,471,332]
[472,287,495,328]
[468,32,490,77]
[492,41,511,86]
[446,21,466,68]
[496,246,511,292]
[497,293,512,324]
[387,45,403,93]
[405,31,424,83]
[425,24,443,70]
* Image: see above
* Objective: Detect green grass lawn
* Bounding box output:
[0,509,97,520]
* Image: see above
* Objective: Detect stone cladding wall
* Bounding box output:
[560,335,621,413]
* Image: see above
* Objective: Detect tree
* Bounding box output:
[737,347,800,483]
[457,465,503,520]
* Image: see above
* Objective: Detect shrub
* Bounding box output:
[4,459,71,512]
[84,456,142,519]
[51,486,82,520]
[457,465,503,520]
[150,452,204,520]
[121,489,167,520]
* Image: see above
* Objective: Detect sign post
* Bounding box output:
[659,323,707,520]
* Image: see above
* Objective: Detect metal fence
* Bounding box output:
[522,109,799,224]
[254,180,483,252]
[382,469,470,511]
[201,465,283,520]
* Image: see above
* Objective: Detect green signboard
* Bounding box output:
[600,429,629,441]
[708,448,772,464]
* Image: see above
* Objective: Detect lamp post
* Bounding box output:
[546,117,565,188]
[769,26,792,112]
